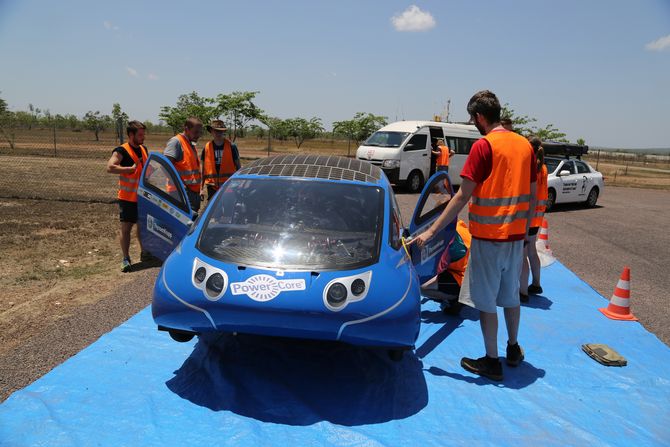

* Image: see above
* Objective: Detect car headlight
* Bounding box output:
[351,278,366,296]
[192,258,228,301]
[194,267,207,283]
[382,159,400,169]
[206,273,225,297]
[322,271,372,311]
[326,283,348,307]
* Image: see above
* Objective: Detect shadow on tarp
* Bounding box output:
[425,361,546,389]
[522,294,553,310]
[166,333,428,426]
[415,305,477,359]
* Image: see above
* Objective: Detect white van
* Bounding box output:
[356,121,481,193]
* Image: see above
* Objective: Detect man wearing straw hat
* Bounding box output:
[201,119,241,201]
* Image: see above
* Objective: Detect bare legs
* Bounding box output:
[479,306,520,358]
[120,222,143,259]
[520,234,540,294]
[527,234,541,287]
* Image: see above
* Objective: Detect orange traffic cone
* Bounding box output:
[599,267,638,321]
[538,218,550,250]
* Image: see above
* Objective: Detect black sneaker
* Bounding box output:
[528,284,543,295]
[520,292,529,303]
[506,342,525,367]
[461,355,503,381]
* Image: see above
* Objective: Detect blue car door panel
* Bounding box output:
[408,171,457,285]
[138,153,193,261]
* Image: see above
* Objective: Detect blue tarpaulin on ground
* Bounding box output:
[2,261,669,446]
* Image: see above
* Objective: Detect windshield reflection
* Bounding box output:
[197,178,384,270]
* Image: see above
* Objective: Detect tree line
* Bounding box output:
[0,90,582,150]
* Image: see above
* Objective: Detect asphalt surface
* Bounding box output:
[2,186,668,401]
[396,185,670,346]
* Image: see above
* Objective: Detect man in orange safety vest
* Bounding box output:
[106,120,151,272]
[201,120,240,201]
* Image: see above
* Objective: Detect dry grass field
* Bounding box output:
[1,129,668,355]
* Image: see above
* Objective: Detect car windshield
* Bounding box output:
[545,158,561,174]
[364,131,409,148]
[197,178,384,270]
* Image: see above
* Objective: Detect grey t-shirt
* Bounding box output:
[164,135,198,163]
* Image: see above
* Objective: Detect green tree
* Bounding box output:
[501,103,568,142]
[112,103,129,143]
[500,103,536,136]
[27,103,41,130]
[112,103,129,123]
[534,124,568,143]
[13,111,33,129]
[83,110,111,141]
[283,117,324,149]
[215,91,264,141]
[159,92,219,133]
[0,94,16,149]
[333,112,388,155]
[576,138,586,146]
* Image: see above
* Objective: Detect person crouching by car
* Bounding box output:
[106,120,151,272]
[201,120,241,202]
[421,220,472,315]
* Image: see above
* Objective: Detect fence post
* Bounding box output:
[117,118,124,144]
[595,149,600,171]
[53,123,57,157]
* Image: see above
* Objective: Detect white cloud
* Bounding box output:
[147,73,159,81]
[645,34,670,51]
[103,20,120,31]
[126,67,138,77]
[391,5,436,32]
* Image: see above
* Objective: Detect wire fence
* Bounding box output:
[0,127,358,203]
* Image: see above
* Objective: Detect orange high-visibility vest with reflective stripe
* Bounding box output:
[468,131,533,240]
[203,139,237,189]
[437,145,450,166]
[117,143,148,202]
[531,164,548,228]
[172,134,202,193]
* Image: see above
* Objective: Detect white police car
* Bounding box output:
[545,156,604,211]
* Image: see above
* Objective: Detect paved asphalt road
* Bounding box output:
[2,186,667,401]
[396,185,670,346]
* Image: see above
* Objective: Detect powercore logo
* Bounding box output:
[230,275,306,302]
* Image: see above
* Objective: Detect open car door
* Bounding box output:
[137,153,194,261]
[408,171,457,285]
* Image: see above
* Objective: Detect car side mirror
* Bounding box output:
[558,170,571,177]
[404,143,415,151]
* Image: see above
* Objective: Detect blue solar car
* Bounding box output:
[138,153,455,359]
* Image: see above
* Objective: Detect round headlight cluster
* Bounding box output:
[351,279,366,296]
[206,273,225,297]
[194,267,207,283]
[326,283,348,307]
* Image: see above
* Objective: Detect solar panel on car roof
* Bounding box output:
[237,155,381,183]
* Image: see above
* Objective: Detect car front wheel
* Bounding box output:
[169,331,195,343]
[546,188,556,212]
[586,187,599,207]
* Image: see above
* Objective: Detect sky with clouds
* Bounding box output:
[0,0,668,148]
